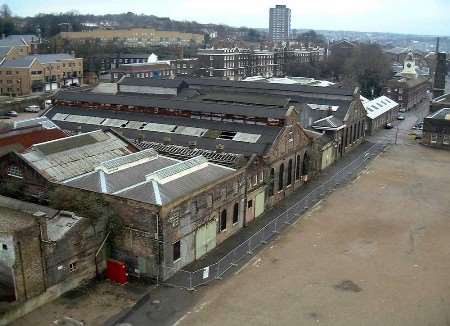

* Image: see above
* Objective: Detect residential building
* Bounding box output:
[111,57,198,81]
[197,47,325,80]
[0,54,83,96]
[383,52,430,111]
[0,35,40,63]
[0,195,106,324]
[59,28,204,47]
[197,48,276,80]
[422,108,450,149]
[269,5,291,43]
[362,96,399,134]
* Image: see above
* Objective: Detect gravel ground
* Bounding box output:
[171,144,450,326]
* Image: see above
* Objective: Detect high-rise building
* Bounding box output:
[269,5,291,44]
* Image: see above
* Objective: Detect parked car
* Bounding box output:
[399,108,407,113]
[25,105,40,113]
[385,123,394,129]
[6,110,18,117]
[397,116,405,120]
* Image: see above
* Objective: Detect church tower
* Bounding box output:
[401,52,418,79]
[433,37,447,99]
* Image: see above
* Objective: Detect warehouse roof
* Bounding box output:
[55,90,289,119]
[66,153,235,206]
[45,106,280,156]
[184,78,355,96]
[21,130,137,182]
[363,96,399,120]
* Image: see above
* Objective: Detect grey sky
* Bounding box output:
[8,0,450,36]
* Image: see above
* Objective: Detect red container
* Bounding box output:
[106,259,128,284]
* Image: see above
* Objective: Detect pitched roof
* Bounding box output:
[185,78,355,96]
[66,153,235,206]
[312,115,345,131]
[119,77,186,88]
[1,56,35,68]
[55,90,289,119]
[21,130,137,182]
[45,105,281,156]
[0,53,76,68]
[363,96,399,120]
[0,125,67,152]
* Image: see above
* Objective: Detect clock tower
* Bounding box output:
[401,51,418,79]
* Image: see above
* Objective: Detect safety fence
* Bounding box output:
[160,143,384,290]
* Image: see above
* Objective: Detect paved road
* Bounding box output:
[368,99,430,145]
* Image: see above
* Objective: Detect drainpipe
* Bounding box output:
[242,154,257,228]
[95,230,111,278]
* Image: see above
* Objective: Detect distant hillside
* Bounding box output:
[14,11,243,39]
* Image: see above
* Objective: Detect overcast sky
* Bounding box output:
[7,0,450,36]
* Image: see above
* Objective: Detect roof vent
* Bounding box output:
[216,144,225,153]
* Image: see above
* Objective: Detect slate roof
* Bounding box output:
[1,56,35,68]
[21,130,136,182]
[114,156,235,205]
[66,153,235,206]
[55,91,289,119]
[45,106,280,156]
[185,79,355,96]
[66,149,180,194]
[0,46,11,59]
[119,77,185,88]
[1,53,76,68]
[4,34,39,44]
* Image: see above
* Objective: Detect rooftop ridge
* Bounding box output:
[96,148,159,174]
[145,155,208,184]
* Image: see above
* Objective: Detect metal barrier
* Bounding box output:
[160,143,383,290]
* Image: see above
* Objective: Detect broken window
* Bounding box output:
[173,241,181,261]
[217,130,237,140]
[233,203,239,224]
[69,262,78,272]
[220,209,227,231]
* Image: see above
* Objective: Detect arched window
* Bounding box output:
[302,153,309,176]
[287,159,293,185]
[220,209,227,232]
[232,203,239,224]
[278,163,284,191]
[269,168,275,196]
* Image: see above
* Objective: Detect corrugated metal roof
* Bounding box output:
[22,130,135,182]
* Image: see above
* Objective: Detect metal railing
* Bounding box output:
[160,143,384,290]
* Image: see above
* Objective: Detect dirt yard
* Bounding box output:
[173,144,450,326]
[11,280,148,326]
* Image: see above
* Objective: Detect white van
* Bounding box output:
[25,105,40,113]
